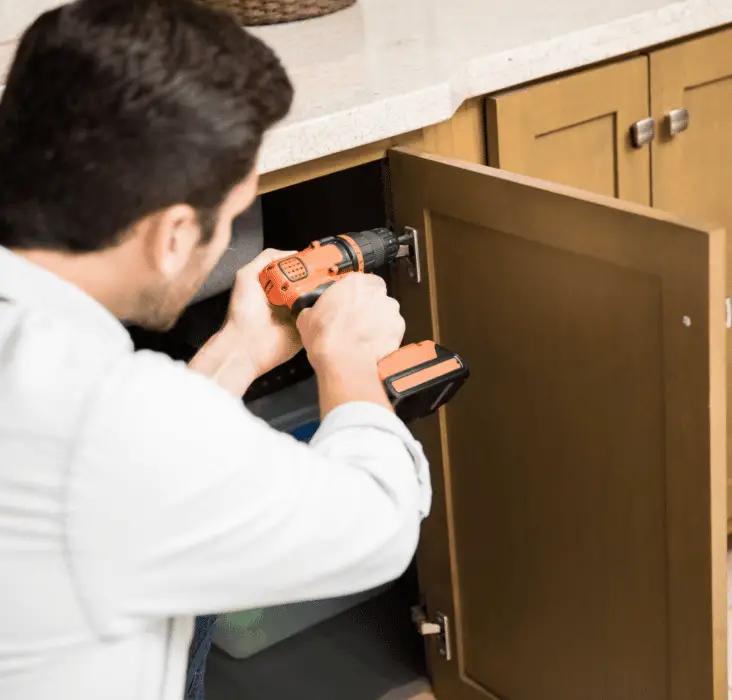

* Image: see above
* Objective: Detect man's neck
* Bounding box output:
[15,248,142,321]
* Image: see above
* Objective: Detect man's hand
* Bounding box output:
[297,273,404,372]
[226,248,303,378]
[189,249,302,396]
[296,272,406,418]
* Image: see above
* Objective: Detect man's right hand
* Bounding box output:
[296,272,405,371]
[296,273,406,417]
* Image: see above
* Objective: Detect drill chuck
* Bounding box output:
[339,228,403,273]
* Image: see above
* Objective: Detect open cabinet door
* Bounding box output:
[388,147,727,700]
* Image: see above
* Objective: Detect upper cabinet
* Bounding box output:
[389,147,727,700]
[486,58,652,205]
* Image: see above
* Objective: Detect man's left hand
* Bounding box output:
[188,249,303,396]
[225,248,303,379]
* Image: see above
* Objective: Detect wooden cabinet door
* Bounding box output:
[486,57,651,205]
[649,27,732,529]
[388,147,726,700]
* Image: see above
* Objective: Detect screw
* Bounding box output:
[682,316,692,327]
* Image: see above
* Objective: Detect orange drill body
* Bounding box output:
[258,237,362,313]
[259,229,469,422]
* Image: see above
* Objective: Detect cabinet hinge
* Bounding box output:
[394,226,422,284]
[726,298,732,329]
[411,604,452,661]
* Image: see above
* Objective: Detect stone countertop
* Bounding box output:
[1,0,731,175]
[251,0,731,173]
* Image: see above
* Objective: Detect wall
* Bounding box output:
[0,0,65,43]
[1,0,66,83]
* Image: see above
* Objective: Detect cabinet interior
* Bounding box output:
[129,160,433,698]
[205,572,429,700]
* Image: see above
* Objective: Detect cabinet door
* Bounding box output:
[649,27,732,529]
[486,57,651,205]
[389,147,726,700]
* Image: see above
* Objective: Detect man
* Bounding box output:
[0,2,431,700]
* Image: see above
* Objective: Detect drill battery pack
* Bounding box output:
[378,341,469,423]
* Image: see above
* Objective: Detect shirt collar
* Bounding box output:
[0,245,132,350]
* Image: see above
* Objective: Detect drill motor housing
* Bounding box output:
[259,228,404,314]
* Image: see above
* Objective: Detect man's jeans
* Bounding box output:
[185,615,218,700]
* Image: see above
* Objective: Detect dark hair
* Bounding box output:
[0,0,292,252]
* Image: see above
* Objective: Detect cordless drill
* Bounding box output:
[259,228,469,422]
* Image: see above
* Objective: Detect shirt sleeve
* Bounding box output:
[67,349,432,635]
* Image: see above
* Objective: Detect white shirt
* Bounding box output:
[0,246,431,700]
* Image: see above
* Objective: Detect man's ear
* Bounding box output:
[144,204,202,280]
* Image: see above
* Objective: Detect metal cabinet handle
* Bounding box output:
[666,108,689,137]
[630,118,656,148]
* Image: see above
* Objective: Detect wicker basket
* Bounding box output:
[201,0,357,26]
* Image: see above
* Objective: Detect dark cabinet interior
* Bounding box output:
[205,571,428,700]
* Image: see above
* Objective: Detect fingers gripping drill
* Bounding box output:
[259,228,469,422]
